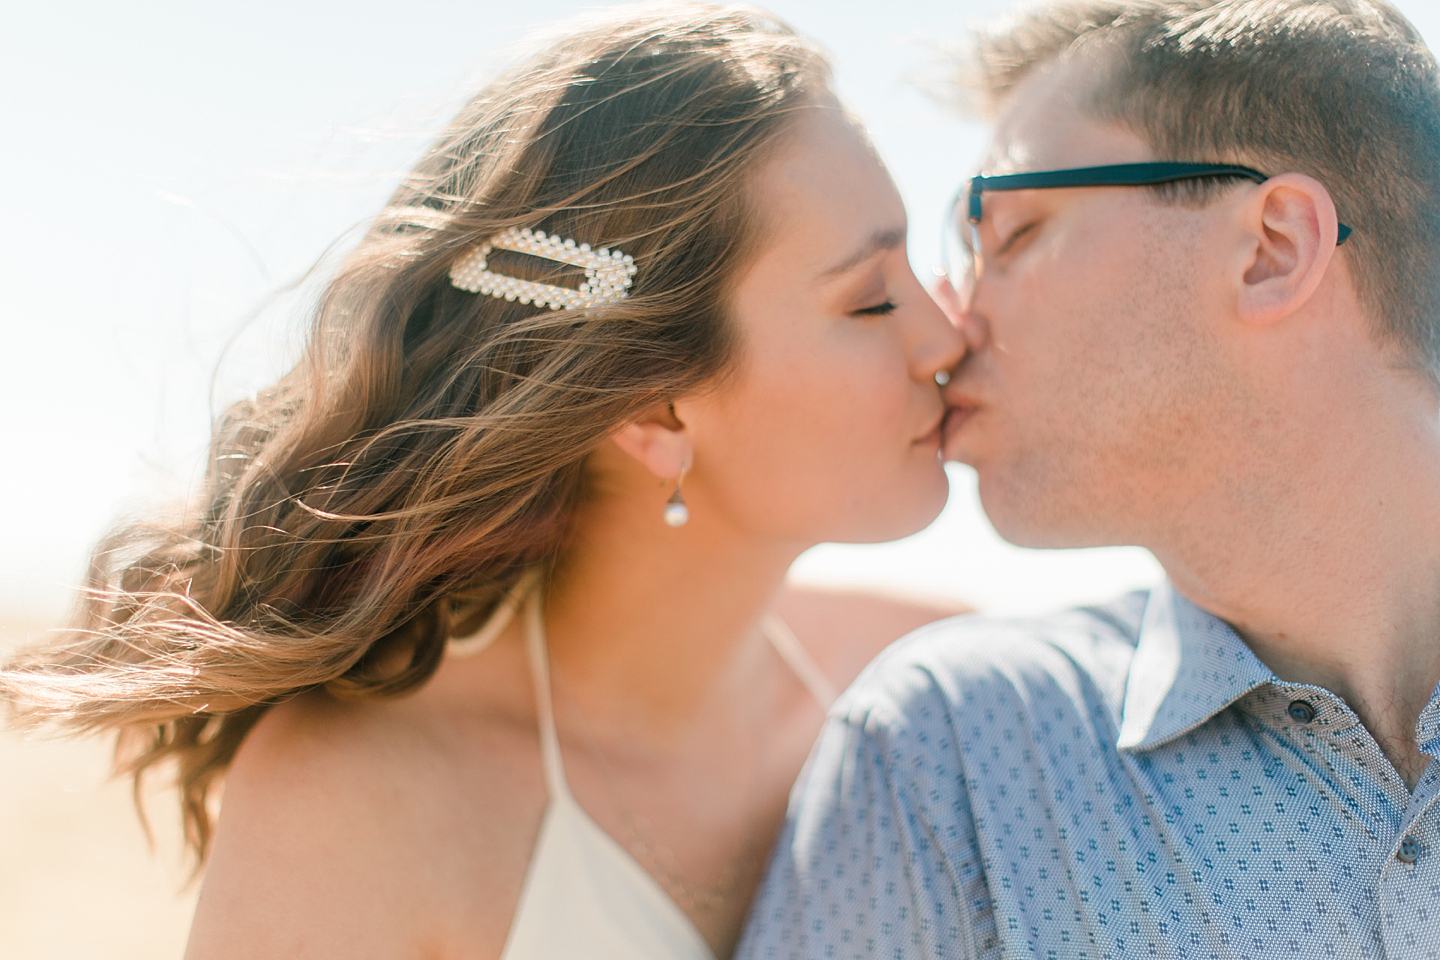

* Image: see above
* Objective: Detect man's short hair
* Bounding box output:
[959,0,1440,387]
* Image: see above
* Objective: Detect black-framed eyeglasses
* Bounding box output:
[941,161,1353,294]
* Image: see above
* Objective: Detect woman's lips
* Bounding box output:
[915,411,946,447]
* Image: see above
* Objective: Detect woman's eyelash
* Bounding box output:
[854,300,897,316]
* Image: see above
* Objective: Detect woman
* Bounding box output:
[1,4,965,957]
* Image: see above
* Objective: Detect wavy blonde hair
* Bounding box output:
[0,1,830,864]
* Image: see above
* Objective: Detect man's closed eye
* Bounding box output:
[997,222,1037,257]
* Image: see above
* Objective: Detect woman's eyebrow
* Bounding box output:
[818,227,905,278]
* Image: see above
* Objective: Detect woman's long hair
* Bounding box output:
[0,1,830,864]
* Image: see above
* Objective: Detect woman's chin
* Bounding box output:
[824,469,952,545]
[892,473,953,540]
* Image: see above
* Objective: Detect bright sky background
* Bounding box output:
[3,0,1437,624]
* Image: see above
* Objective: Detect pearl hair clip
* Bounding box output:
[448,226,637,310]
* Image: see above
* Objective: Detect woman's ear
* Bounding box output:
[1234,172,1340,326]
[609,403,692,480]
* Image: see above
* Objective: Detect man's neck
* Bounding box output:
[1155,373,1440,790]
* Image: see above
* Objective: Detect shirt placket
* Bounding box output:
[1249,683,1440,959]
[1378,697,1440,960]
[1241,684,1400,955]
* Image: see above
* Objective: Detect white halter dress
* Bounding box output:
[449,578,837,960]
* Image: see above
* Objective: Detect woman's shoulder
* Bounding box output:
[222,632,547,819]
[774,582,972,690]
[223,689,438,818]
[187,664,545,958]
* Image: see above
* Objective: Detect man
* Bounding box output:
[738,1,1440,957]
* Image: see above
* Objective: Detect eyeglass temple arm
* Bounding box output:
[967,163,1352,245]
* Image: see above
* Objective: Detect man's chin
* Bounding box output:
[973,471,1117,549]
[940,431,981,466]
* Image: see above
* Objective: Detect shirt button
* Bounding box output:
[1397,836,1420,864]
[1286,700,1317,723]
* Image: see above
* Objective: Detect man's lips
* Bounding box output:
[944,397,979,428]
[941,398,980,448]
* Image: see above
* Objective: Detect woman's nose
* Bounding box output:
[911,280,967,382]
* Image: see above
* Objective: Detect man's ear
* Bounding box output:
[1234,172,1340,326]
[609,403,692,480]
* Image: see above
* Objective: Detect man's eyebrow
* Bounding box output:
[818,227,906,278]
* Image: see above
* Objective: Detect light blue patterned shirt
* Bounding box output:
[739,582,1440,959]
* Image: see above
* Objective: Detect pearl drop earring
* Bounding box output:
[663,466,689,527]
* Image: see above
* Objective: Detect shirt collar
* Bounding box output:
[1418,680,1440,754]
[1117,581,1276,751]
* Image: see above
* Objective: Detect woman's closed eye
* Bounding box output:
[853,299,898,317]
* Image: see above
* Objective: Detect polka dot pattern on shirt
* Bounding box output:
[739,585,1440,960]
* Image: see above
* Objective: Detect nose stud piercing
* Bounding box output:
[663,466,689,527]
[935,370,951,386]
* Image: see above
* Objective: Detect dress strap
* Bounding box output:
[761,614,839,709]
[522,582,572,800]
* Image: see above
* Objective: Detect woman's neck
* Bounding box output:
[542,485,802,746]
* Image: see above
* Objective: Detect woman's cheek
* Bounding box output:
[853,362,911,446]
